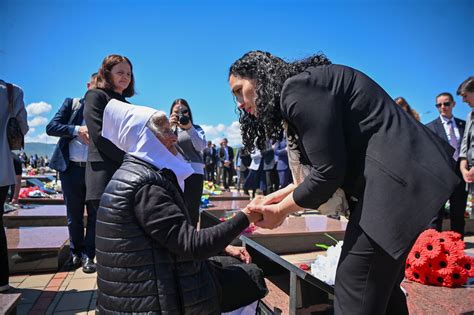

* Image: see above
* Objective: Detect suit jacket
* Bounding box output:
[426,116,465,151]
[83,88,126,164]
[219,146,234,168]
[202,146,217,166]
[0,80,28,186]
[281,64,459,259]
[46,98,84,172]
[274,140,289,171]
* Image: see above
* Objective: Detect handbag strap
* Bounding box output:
[6,83,14,115]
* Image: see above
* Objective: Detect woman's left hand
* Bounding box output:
[225,245,251,264]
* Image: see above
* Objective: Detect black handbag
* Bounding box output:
[6,83,24,150]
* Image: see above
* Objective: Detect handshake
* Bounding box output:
[240,183,300,229]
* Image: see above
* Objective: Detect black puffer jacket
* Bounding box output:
[96,155,250,314]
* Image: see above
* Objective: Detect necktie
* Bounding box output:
[447,120,459,161]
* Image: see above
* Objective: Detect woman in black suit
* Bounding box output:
[83,54,135,272]
[228,51,459,314]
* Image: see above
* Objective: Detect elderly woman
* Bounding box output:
[95,100,266,314]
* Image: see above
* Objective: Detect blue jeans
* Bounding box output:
[60,165,96,259]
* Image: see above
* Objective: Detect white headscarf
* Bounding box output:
[102,99,193,190]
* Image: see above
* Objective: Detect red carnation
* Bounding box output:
[419,236,442,260]
[443,238,465,255]
[456,256,474,277]
[442,231,462,242]
[420,229,439,239]
[407,245,428,268]
[431,252,449,271]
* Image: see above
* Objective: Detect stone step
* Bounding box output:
[4,205,87,228]
[19,197,64,205]
[0,293,21,315]
[6,226,69,274]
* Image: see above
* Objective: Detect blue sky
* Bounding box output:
[1,0,473,146]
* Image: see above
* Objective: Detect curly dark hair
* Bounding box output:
[229,50,331,152]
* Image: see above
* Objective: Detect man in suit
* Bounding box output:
[219,138,234,191]
[46,74,97,273]
[426,92,467,236]
[202,141,217,182]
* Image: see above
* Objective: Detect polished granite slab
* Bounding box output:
[6,227,70,273]
[4,205,86,228]
[0,292,21,314]
[6,227,69,251]
[19,197,65,205]
[204,199,250,211]
[207,191,251,201]
[404,280,474,314]
[202,210,346,254]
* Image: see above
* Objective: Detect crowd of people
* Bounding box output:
[1,52,473,314]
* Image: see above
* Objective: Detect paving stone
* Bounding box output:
[73,268,98,279]
[16,302,33,313]
[15,288,41,305]
[17,274,53,288]
[9,274,28,283]
[66,278,96,292]
[54,291,93,312]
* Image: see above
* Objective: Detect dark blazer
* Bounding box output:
[219,146,234,166]
[274,140,289,171]
[203,146,217,165]
[281,64,459,259]
[83,88,126,163]
[83,88,127,200]
[46,98,84,172]
[426,116,466,151]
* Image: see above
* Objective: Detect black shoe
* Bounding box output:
[82,257,96,274]
[70,254,82,268]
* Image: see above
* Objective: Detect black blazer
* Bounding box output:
[83,88,128,200]
[219,146,234,166]
[426,116,466,147]
[46,98,84,172]
[280,64,459,259]
[83,88,127,163]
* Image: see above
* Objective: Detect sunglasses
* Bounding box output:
[435,102,452,108]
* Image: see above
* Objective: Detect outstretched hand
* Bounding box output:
[246,203,287,229]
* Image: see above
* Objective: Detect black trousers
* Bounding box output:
[205,163,215,182]
[334,220,409,315]
[429,179,467,237]
[61,165,96,258]
[222,166,233,189]
[209,256,268,312]
[183,173,204,228]
[0,185,10,286]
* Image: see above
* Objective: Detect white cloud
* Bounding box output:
[28,128,36,133]
[201,121,242,147]
[26,101,52,116]
[25,132,58,143]
[28,116,48,127]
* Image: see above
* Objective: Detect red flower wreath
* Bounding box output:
[405,229,471,287]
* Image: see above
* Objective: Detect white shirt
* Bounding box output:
[68,119,88,162]
[440,115,460,144]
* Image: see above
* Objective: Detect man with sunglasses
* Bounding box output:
[426,92,467,237]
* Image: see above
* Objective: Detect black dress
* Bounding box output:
[83,88,128,201]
